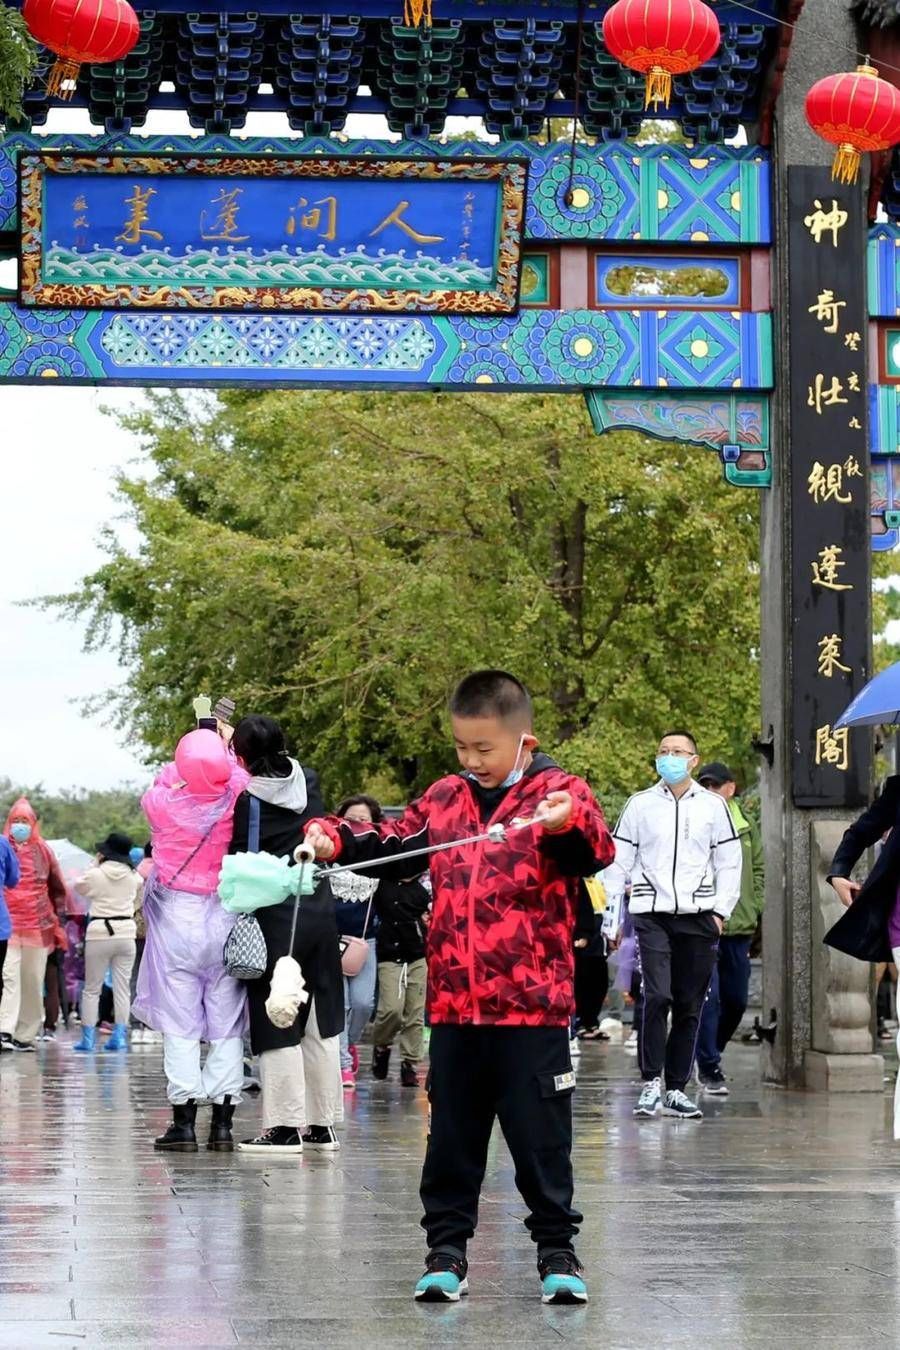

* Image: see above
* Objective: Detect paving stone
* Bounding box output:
[3,1033,900,1347]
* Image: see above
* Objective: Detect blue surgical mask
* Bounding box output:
[465,733,532,790]
[656,755,692,787]
[10,823,32,843]
[500,734,532,789]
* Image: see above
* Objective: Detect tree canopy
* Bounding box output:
[50,388,761,811]
[0,779,147,853]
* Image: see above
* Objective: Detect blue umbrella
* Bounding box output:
[835,663,900,728]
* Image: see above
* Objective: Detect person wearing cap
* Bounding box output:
[694,763,765,1095]
[72,832,142,1054]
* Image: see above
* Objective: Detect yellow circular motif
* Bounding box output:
[730,190,741,211]
[657,189,669,209]
[573,337,594,358]
[690,230,709,241]
[40,369,59,378]
[475,374,494,384]
[690,339,709,359]
[569,187,591,209]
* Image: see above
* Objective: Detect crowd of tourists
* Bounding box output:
[0,669,783,1307]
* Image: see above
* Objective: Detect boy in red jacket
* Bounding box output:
[305,670,614,1306]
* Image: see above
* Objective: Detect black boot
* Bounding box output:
[208,1096,235,1152]
[154,1101,198,1152]
[372,1045,391,1080]
[400,1059,419,1088]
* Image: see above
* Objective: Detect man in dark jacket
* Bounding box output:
[371,875,431,1086]
[825,776,900,964]
[694,762,765,1095]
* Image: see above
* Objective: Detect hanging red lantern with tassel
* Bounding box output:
[805,63,900,185]
[602,0,721,111]
[22,0,140,100]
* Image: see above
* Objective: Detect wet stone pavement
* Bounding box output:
[2,1034,900,1349]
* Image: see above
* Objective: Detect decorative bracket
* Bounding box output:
[583,391,771,487]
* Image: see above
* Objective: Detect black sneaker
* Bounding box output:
[301,1125,340,1152]
[400,1058,419,1088]
[238,1126,302,1154]
[11,1039,35,1053]
[698,1066,729,1096]
[414,1251,469,1302]
[0,1033,13,1053]
[538,1250,588,1304]
[372,1045,391,1080]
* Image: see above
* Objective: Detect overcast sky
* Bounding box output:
[1,386,151,790]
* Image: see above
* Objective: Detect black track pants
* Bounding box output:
[421,1024,582,1257]
[633,912,720,1092]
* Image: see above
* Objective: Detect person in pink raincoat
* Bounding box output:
[0,798,67,1051]
[134,729,249,1153]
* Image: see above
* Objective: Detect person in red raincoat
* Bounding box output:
[0,798,66,1051]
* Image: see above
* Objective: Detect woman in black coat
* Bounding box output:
[825,776,900,964]
[228,715,344,1155]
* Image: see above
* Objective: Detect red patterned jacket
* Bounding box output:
[310,757,614,1027]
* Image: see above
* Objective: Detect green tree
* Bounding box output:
[0,4,38,125]
[0,779,148,852]
[48,389,761,805]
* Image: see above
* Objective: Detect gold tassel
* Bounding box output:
[403,0,432,28]
[46,59,81,100]
[644,66,673,109]
[831,142,861,185]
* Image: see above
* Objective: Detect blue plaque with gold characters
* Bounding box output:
[18,152,528,315]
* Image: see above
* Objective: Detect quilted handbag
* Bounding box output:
[222,797,267,979]
[223,911,267,980]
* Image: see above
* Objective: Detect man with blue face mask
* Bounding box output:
[602,731,743,1121]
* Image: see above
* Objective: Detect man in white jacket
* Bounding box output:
[604,731,742,1121]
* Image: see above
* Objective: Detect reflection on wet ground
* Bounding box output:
[2,1032,899,1347]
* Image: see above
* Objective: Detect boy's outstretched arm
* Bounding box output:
[538,779,615,877]
[303,794,433,883]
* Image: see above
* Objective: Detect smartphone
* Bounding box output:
[197,717,218,732]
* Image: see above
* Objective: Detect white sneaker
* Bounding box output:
[662,1089,703,1120]
[634,1076,662,1117]
[131,1028,146,1044]
[144,1030,163,1044]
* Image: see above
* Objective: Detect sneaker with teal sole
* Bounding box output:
[414,1251,469,1303]
[538,1250,588,1305]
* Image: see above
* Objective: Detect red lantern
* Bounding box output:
[602,0,721,110]
[23,0,140,100]
[805,63,900,185]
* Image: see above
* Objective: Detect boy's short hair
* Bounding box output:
[661,728,698,753]
[449,670,533,728]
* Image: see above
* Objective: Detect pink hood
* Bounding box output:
[142,758,249,895]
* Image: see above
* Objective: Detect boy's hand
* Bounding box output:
[304,822,336,861]
[538,790,574,833]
